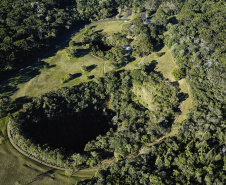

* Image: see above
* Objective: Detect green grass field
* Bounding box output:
[0,21,125,185]
[177,79,193,123]
[145,46,177,81]
[137,45,193,125]
[0,20,193,184]
[91,21,127,34]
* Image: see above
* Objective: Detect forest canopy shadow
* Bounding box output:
[94,29,104,34]
[178,92,189,103]
[22,107,115,155]
[142,60,158,72]
[64,73,82,83]
[0,60,52,96]
[75,49,90,57]
[86,64,97,72]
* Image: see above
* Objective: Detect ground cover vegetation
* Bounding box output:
[0,21,126,101]
[0,0,225,184]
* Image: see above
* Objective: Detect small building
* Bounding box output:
[122,45,133,54]
[144,18,151,24]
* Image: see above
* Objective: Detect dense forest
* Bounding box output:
[78,1,226,184]
[1,0,225,184]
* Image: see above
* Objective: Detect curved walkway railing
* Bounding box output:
[7,120,66,171]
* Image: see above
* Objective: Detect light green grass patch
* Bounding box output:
[145,46,177,81]
[74,169,98,178]
[9,21,128,100]
[0,139,95,185]
[176,79,193,123]
[0,117,95,185]
[140,46,193,131]
[91,21,127,34]
[10,49,104,100]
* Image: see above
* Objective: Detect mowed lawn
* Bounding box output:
[139,46,193,124]
[91,21,127,33]
[177,79,193,123]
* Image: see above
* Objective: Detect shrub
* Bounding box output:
[172,68,186,80]
[81,65,89,73]
[65,168,74,176]
[66,48,77,59]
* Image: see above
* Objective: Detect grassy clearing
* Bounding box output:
[91,21,127,34]
[145,46,177,81]
[10,51,105,100]
[0,117,96,185]
[177,79,193,123]
[0,139,96,185]
[140,45,192,133]
[148,46,192,124]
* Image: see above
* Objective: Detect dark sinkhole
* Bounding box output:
[22,107,114,154]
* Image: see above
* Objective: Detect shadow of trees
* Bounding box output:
[88,75,95,80]
[169,16,178,25]
[63,73,82,83]
[0,61,55,96]
[86,64,97,71]
[26,170,55,185]
[75,49,90,57]
[153,40,164,52]
[22,107,115,154]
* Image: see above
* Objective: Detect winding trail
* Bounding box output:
[103,61,109,74]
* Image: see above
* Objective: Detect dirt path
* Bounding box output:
[103,61,109,74]
[147,133,168,147]
[139,55,148,66]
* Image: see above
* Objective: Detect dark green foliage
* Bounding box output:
[80,1,226,184]
[123,16,154,57]
[66,48,78,59]
[81,16,161,67]
[0,96,11,118]
[172,68,186,80]
[0,130,4,144]
[81,64,97,73]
